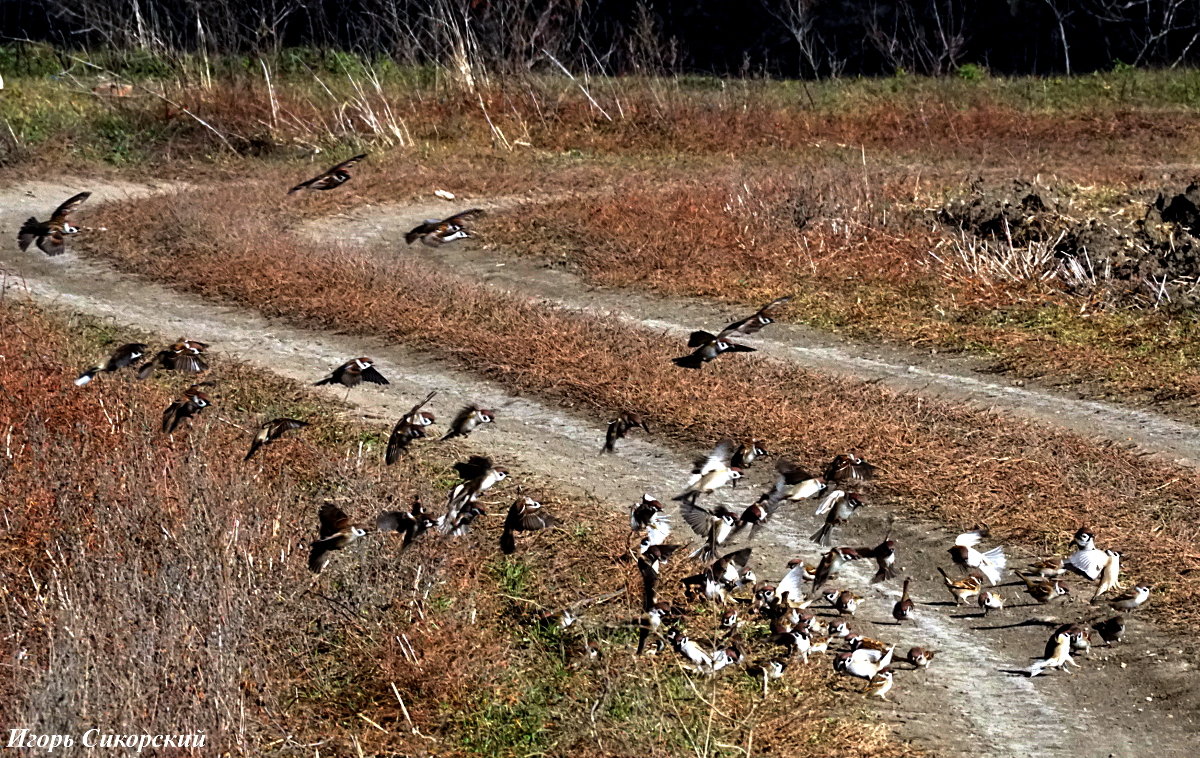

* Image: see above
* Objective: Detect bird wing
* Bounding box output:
[517,507,558,532]
[699,438,736,474]
[678,502,714,536]
[330,153,368,173]
[444,208,485,226]
[402,391,437,423]
[686,330,717,348]
[269,418,308,436]
[720,340,756,353]
[776,563,808,599]
[37,230,66,256]
[954,530,984,548]
[359,364,389,385]
[376,510,412,533]
[453,455,493,481]
[757,295,792,317]
[1066,548,1108,580]
[317,503,352,538]
[775,457,816,485]
[637,557,658,611]
[711,547,752,576]
[49,192,91,224]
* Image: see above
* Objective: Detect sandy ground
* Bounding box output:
[2,179,1199,757]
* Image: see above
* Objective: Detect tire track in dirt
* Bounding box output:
[3,181,1198,757]
[306,198,1200,469]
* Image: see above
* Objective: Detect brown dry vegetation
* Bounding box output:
[0,300,909,756]
[78,183,1200,635]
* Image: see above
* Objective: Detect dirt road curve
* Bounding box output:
[3,181,1198,757]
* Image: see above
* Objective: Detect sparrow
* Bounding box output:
[673,438,741,506]
[856,538,898,583]
[440,455,507,532]
[385,391,437,464]
[440,405,495,441]
[671,330,755,369]
[308,503,367,573]
[892,578,914,622]
[823,454,876,483]
[1108,585,1151,612]
[774,562,816,607]
[1027,631,1075,677]
[978,589,1005,614]
[1090,550,1123,602]
[730,501,774,541]
[1025,556,1067,579]
[667,629,714,672]
[1066,543,1109,581]
[161,383,213,434]
[313,357,388,389]
[811,492,865,547]
[681,548,753,603]
[711,645,742,672]
[906,647,938,669]
[18,191,90,256]
[810,547,862,596]
[759,458,825,509]
[638,540,682,574]
[603,411,650,454]
[834,645,894,680]
[245,418,308,460]
[1014,571,1070,604]
[680,502,739,561]
[828,589,863,616]
[731,440,768,469]
[745,659,787,695]
[948,529,1007,585]
[863,669,894,700]
[74,343,149,386]
[499,496,559,555]
[1072,526,1096,551]
[630,494,666,532]
[1091,616,1125,646]
[405,208,485,246]
[717,296,792,339]
[444,504,487,537]
[777,630,817,663]
[937,566,983,605]
[138,340,209,379]
[376,496,435,550]
[1049,624,1092,658]
[287,154,367,194]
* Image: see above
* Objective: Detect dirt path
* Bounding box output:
[3,181,1199,757]
[306,198,1200,469]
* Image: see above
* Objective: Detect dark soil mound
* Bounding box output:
[936,179,1065,246]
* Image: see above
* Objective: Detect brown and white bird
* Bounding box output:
[138,340,209,379]
[948,529,1007,585]
[1091,616,1125,646]
[679,502,739,561]
[245,418,308,460]
[376,496,435,550]
[906,647,938,669]
[863,669,894,700]
[1028,631,1076,677]
[1025,556,1067,579]
[288,154,367,194]
[674,438,741,506]
[162,383,213,434]
[856,538,898,584]
[1014,571,1069,605]
[1090,550,1123,602]
[440,455,507,532]
[828,589,863,616]
[892,578,914,622]
[759,458,825,509]
[18,191,90,256]
[937,566,983,605]
[308,502,367,573]
[811,492,865,547]
[834,645,894,680]
[385,391,437,464]
[823,454,876,483]
[405,209,485,246]
[731,440,769,469]
[810,547,862,596]
[978,589,1005,614]
[313,357,388,393]
[672,330,755,369]
[603,411,650,454]
[717,296,792,339]
[75,342,149,386]
[500,497,559,554]
[440,405,495,441]
[1109,584,1151,612]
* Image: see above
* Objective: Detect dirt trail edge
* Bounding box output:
[3,182,1198,758]
[307,199,1200,470]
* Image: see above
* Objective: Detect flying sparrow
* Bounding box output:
[603,411,650,454]
[288,154,367,194]
[385,391,437,464]
[731,439,769,469]
[673,438,742,506]
[74,342,148,386]
[138,340,209,379]
[405,208,485,246]
[811,492,865,547]
[18,191,90,256]
[161,383,213,434]
[308,502,367,573]
[671,330,756,369]
[313,357,388,394]
[948,529,1007,585]
[440,404,495,441]
[245,417,308,460]
[856,538,898,584]
[717,296,792,339]
[810,547,862,596]
[500,497,559,554]
[823,454,877,483]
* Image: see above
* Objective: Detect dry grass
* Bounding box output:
[0,300,909,756]
[77,184,1200,636]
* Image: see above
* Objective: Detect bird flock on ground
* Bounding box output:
[22,157,1156,709]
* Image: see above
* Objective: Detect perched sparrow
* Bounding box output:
[308,503,367,573]
[1109,585,1151,612]
[906,647,938,669]
[74,342,148,386]
[1090,550,1123,602]
[823,454,876,483]
[440,405,495,441]
[674,438,742,506]
[948,529,1006,585]
[937,566,983,605]
[1072,526,1096,551]
[711,645,742,672]
[603,411,650,454]
[667,630,714,672]
[288,154,367,194]
[385,391,437,464]
[828,589,863,616]
[863,668,894,700]
[1028,631,1076,677]
[1050,624,1091,657]
[245,418,308,460]
[892,578,914,622]
[680,502,739,561]
[138,340,209,379]
[746,659,788,695]
[1091,616,1125,646]
[405,208,485,246]
[717,296,792,339]
[731,440,769,469]
[313,357,388,390]
[440,455,507,532]
[776,630,817,663]
[162,383,213,434]
[376,496,434,550]
[856,538,898,584]
[1014,571,1069,604]
[759,458,826,509]
[834,645,894,680]
[672,330,755,369]
[500,497,559,554]
[810,547,862,596]
[811,493,865,547]
[18,191,90,256]
[1026,556,1067,579]
[978,589,1004,614]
